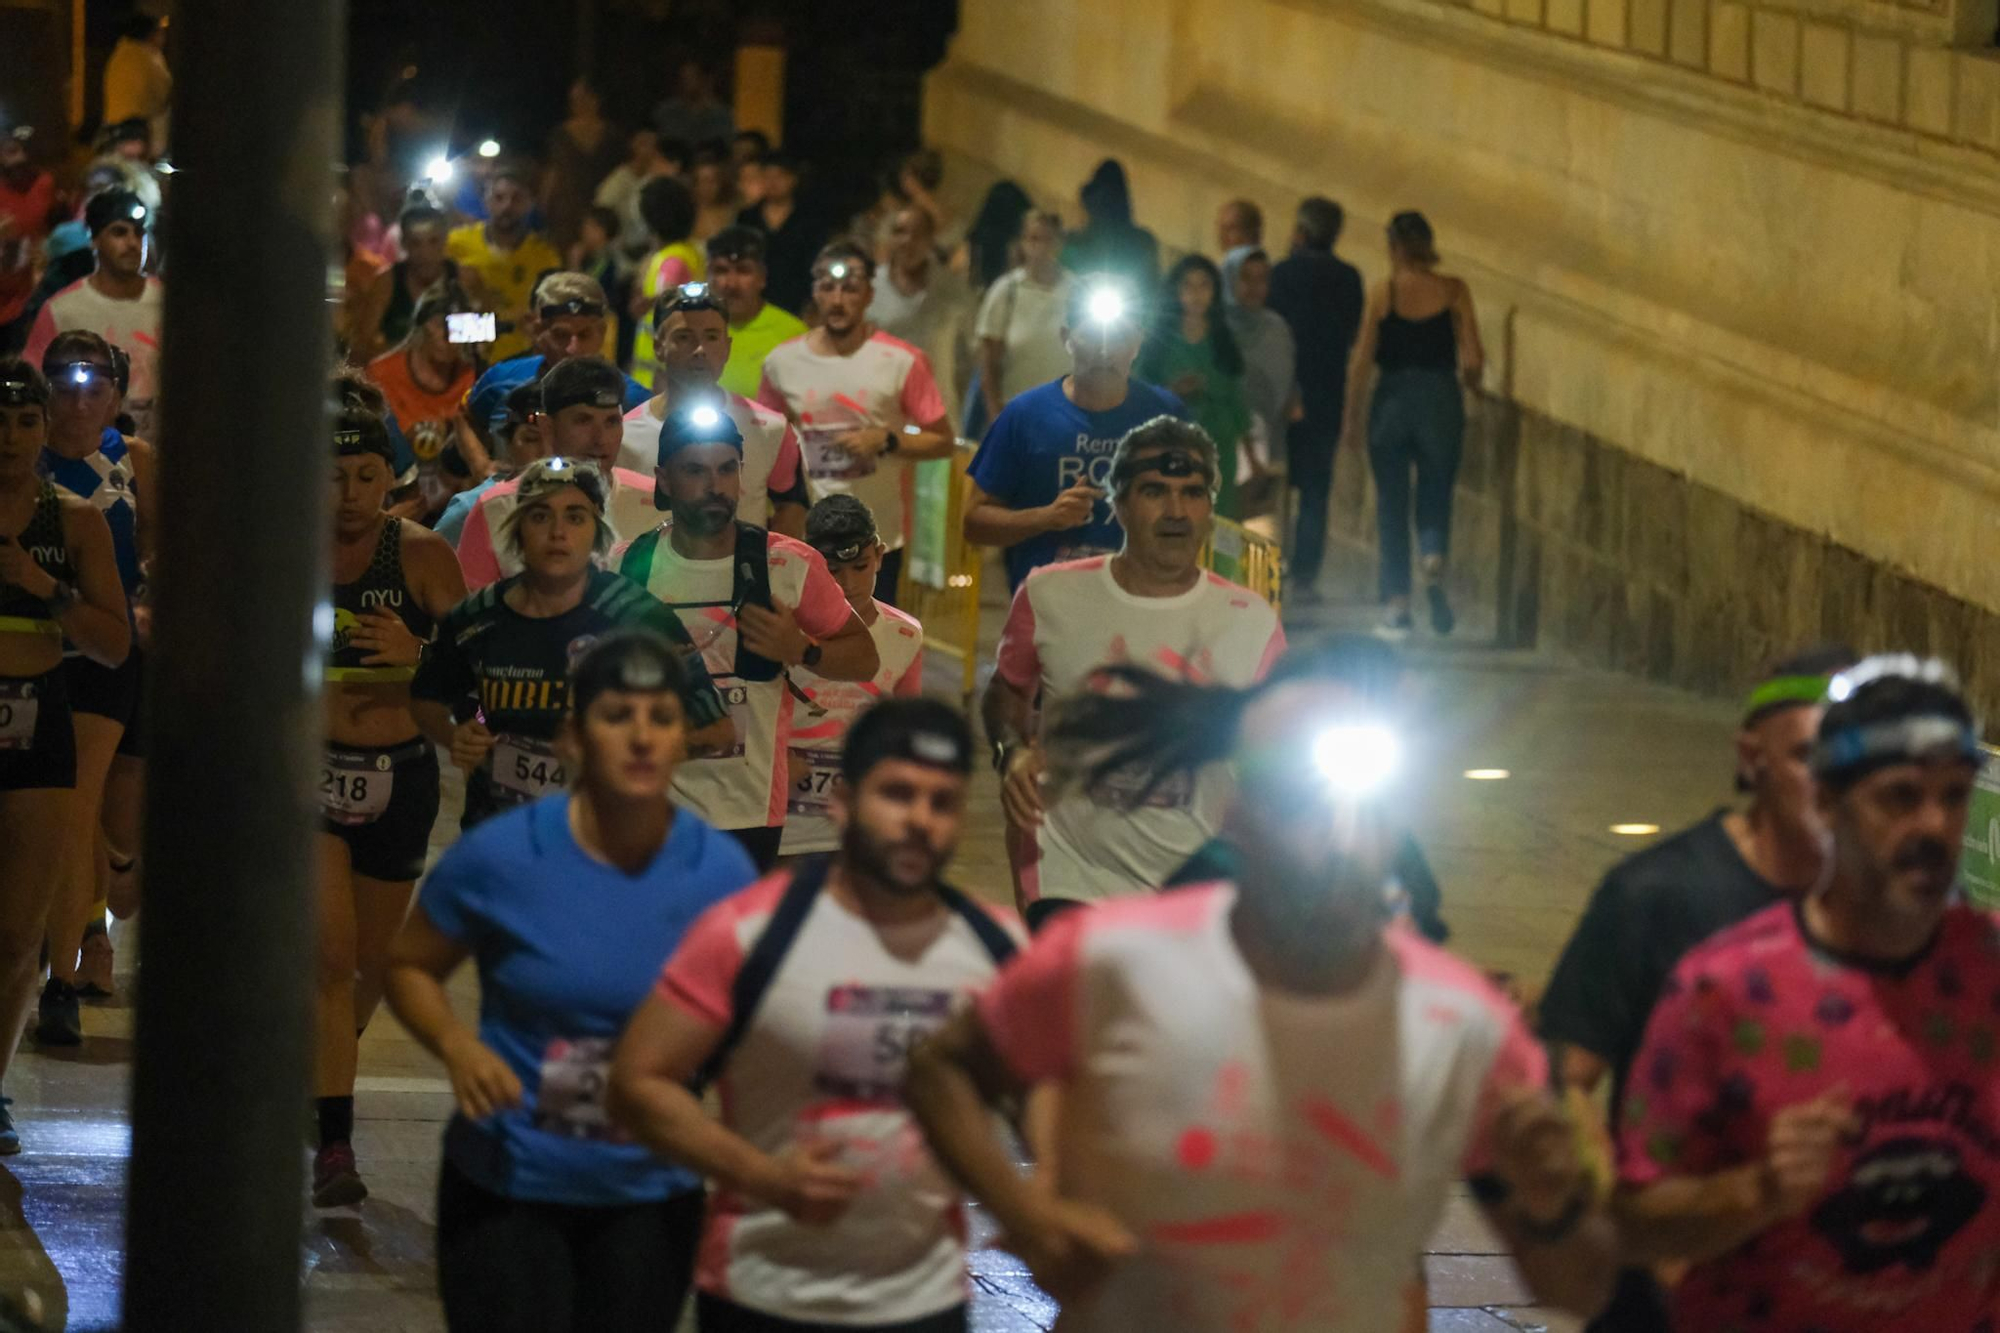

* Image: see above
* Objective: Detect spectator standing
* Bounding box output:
[1060,159,1159,298]
[347,196,461,364]
[631,176,705,390]
[1136,255,1253,518]
[959,180,1033,292]
[689,143,737,244]
[736,153,821,319]
[594,128,676,266]
[652,59,735,149]
[447,166,563,362]
[1343,211,1483,637]
[1267,196,1364,603]
[972,210,1069,433]
[25,191,162,441]
[0,128,56,348]
[868,205,975,409]
[1222,246,1299,475]
[570,207,636,368]
[705,226,807,399]
[541,80,623,255]
[102,15,172,158]
[1216,197,1262,253]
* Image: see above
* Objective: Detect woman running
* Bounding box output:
[0,358,129,1151]
[412,456,731,832]
[36,333,153,1035]
[386,631,756,1332]
[315,389,466,1208]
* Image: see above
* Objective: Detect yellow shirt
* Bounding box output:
[630,242,709,389]
[719,301,809,399]
[446,224,564,362]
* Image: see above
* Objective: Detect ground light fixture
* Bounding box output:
[1609,823,1661,836]
[1463,769,1510,781]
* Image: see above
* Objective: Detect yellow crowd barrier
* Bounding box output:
[1202,516,1284,614]
[898,443,984,712]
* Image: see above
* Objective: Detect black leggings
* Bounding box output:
[697,1294,968,1333]
[436,1158,703,1333]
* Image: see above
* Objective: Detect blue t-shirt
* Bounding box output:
[968,376,1187,590]
[436,475,499,546]
[42,428,140,598]
[464,355,651,438]
[419,794,757,1206]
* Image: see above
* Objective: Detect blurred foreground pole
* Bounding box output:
[122,0,341,1325]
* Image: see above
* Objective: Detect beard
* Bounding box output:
[842,819,950,897]
[675,497,736,536]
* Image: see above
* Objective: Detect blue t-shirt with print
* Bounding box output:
[464,354,651,438]
[968,376,1187,591]
[420,794,757,1206]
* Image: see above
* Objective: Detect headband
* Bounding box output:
[333,420,395,464]
[1811,715,1982,781]
[1743,674,1831,724]
[0,370,46,408]
[539,297,606,322]
[1110,447,1216,495]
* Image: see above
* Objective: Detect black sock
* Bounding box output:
[316,1096,354,1148]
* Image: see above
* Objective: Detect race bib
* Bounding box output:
[491,733,566,806]
[1084,764,1195,812]
[815,985,955,1102]
[690,681,750,761]
[0,680,39,752]
[799,426,877,482]
[320,749,394,825]
[533,1036,625,1142]
[786,745,844,818]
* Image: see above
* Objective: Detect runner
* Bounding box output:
[778,496,925,860]
[756,240,955,605]
[23,190,162,440]
[456,357,659,589]
[611,698,1021,1333]
[364,280,485,520]
[705,226,806,398]
[616,401,878,869]
[618,282,808,537]
[414,456,731,830]
[1616,656,2000,1332]
[0,358,129,1151]
[314,393,466,1208]
[461,271,648,460]
[438,381,547,549]
[983,417,1283,926]
[37,334,154,1033]
[385,631,758,1332]
[906,633,1618,1329]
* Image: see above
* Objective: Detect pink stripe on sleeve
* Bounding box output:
[994,583,1041,690]
[976,906,1087,1084]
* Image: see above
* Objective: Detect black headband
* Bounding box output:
[333,420,395,464]
[653,282,725,330]
[1110,448,1215,494]
[0,372,47,408]
[539,298,607,322]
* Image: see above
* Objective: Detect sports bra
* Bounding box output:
[326,518,434,683]
[0,483,76,638]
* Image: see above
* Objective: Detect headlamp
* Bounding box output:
[1312,723,1401,797]
[1110,447,1215,496]
[540,298,607,322]
[423,154,453,184]
[1826,654,1960,705]
[688,405,722,430]
[1086,286,1128,326]
[477,139,502,159]
[678,282,708,301]
[0,372,46,408]
[825,261,851,282]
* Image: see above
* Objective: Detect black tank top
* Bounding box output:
[0,483,78,631]
[327,518,433,683]
[1375,286,1458,372]
[379,258,462,349]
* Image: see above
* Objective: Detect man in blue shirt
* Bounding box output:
[963,275,1186,591]
[462,271,649,459]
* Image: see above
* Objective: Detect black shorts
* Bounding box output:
[0,667,76,792]
[319,739,441,882]
[65,647,146,757]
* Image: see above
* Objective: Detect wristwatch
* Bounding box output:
[991,739,1017,773]
[801,642,823,670]
[881,427,901,455]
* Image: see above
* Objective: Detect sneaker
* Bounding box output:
[312,1141,368,1209]
[77,927,114,1000]
[0,1099,19,1156]
[1376,610,1414,641]
[34,978,80,1047]
[1426,582,1455,636]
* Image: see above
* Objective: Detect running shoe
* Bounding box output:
[34,978,80,1047]
[78,927,114,1000]
[1426,582,1455,637]
[0,1099,19,1156]
[1376,609,1414,640]
[312,1141,368,1209]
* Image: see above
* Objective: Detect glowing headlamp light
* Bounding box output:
[1085,286,1127,326]
[423,154,454,184]
[477,139,502,159]
[826,261,851,281]
[1312,723,1401,797]
[688,405,722,429]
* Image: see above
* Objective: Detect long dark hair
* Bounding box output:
[1145,254,1244,377]
[1047,633,1404,808]
[1079,159,1133,227]
[965,180,1033,288]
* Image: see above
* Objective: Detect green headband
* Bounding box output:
[1743,674,1830,723]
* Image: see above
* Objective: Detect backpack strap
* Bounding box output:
[689,855,833,1093]
[730,522,781,682]
[619,527,663,589]
[934,882,1019,967]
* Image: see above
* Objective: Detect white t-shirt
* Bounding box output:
[455,465,660,591]
[978,887,1547,1333]
[777,604,927,856]
[659,873,1024,1324]
[975,269,1072,406]
[25,276,165,440]
[755,331,949,553]
[619,529,857,830]
[995,557,1284,906]
[617,390,804,532]
[868,263,974,408]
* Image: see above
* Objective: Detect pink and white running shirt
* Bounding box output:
[26,276,164,440]
[777,603,926,857]
[978,886,1546,1332]
[658,873,1024,1324]
[621,529,856,830]
[617,390,803,531]
[755,331,948,552]
[996,557,1284,905]
[455,465,660,590]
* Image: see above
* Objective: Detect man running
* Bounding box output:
[756,240,955,605]
[618,282,808,536]
[983,417,1283,926]
[964,274,1186,592]
[446,165,562,362]
[611,699,1021,1333]
[462,271,649,459]
[705,225,807,398]
[365,280,484,519]
[778,496,925,860]
[456,357,659,589]
[1617,656,2000,1331]
[616,402,878,870]
[24,190,161,440]
[908,633,1617,1329]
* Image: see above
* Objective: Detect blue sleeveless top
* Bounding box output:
[42,428,140,600]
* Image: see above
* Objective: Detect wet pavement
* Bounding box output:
[0,569,1745,1331]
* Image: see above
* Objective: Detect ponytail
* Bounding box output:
[1046,666,1259,811]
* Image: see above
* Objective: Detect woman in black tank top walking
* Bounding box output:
[1342,211,1485,636]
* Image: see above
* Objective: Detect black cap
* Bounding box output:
[539,357,626,416]
[85,189,149,236]
[570,631,692,717]
[841,699,975,787]
[656,398,744,465]
[804,494,878,564]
